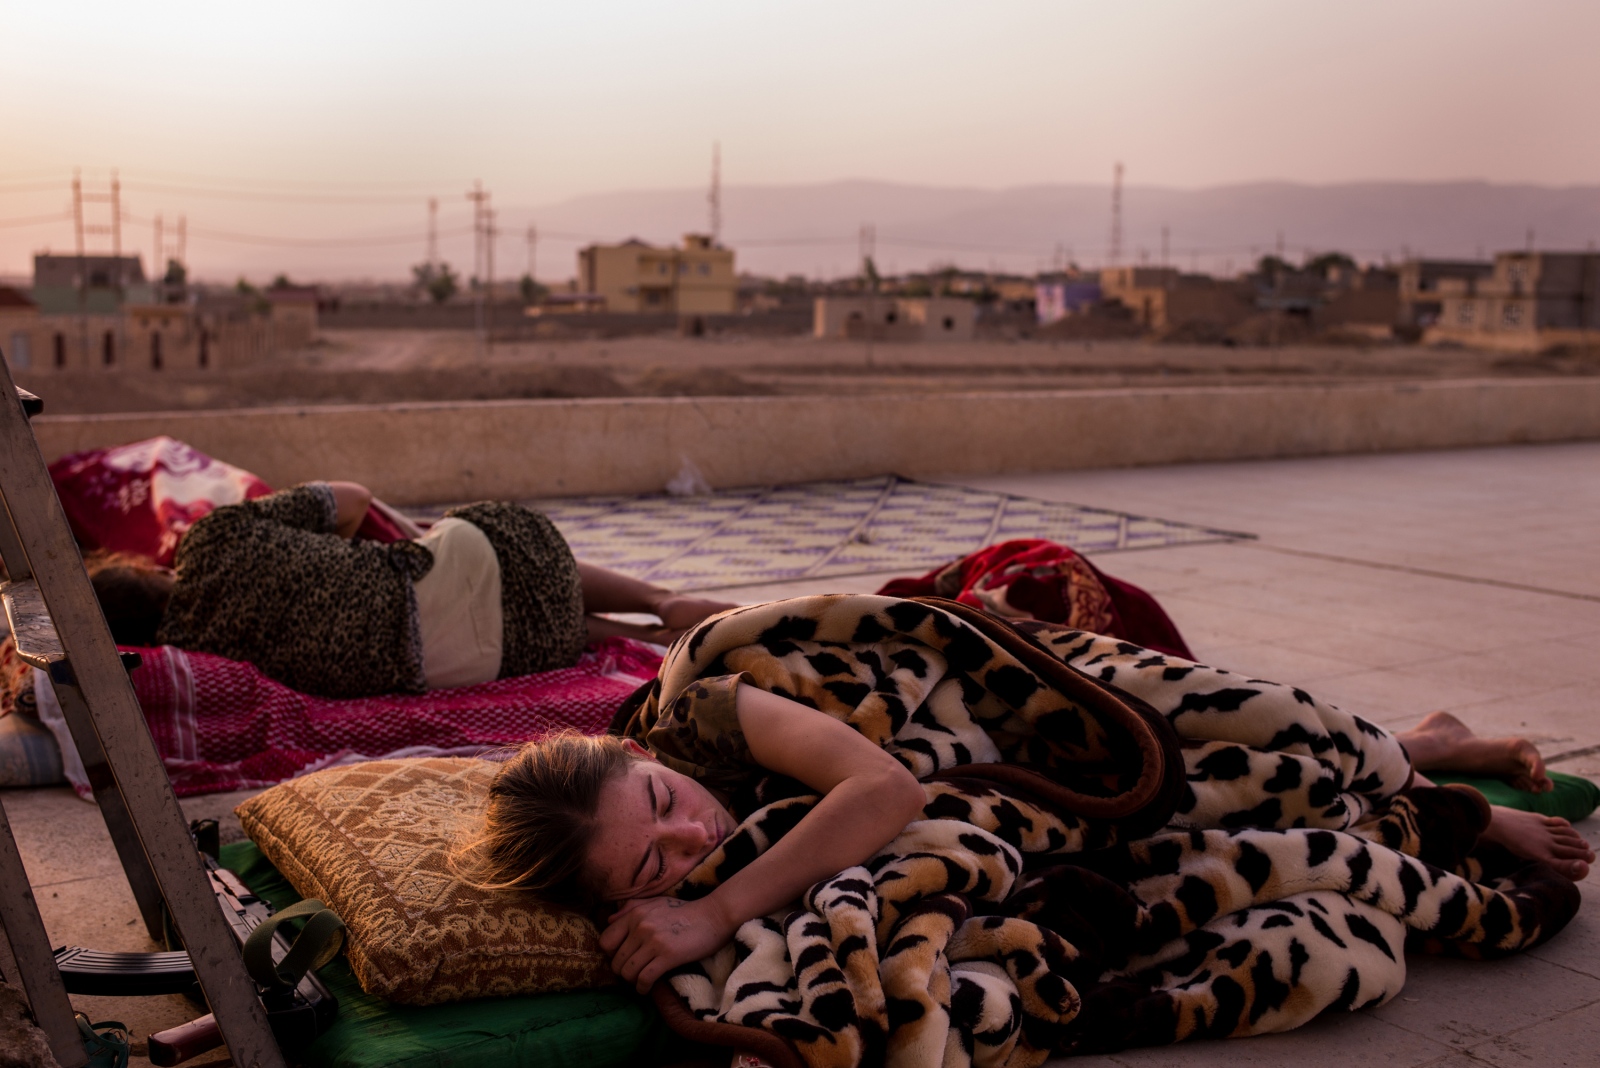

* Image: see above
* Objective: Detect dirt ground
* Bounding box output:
[22,329,1600,414]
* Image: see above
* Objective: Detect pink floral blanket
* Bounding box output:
[49,435,409,566]
[49,436,274,567]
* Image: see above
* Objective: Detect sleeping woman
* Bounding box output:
[88,480,734,699]
[458,596,1593,996]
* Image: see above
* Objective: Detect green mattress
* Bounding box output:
[218,842,677,1068]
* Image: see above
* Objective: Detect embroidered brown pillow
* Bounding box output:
[234,757,612,1005]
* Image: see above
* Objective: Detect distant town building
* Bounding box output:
[31,253,147,292]
[526,292,608,316]
[265,285,320,347]
[1313,268,1400,338]
[1426,251,1600,351]
[0,287,41,369]
[577,234,736,314]
[6,253,321,374]
[813,296,975,341]
[1099,266,1255,334]
[1035,279,1102,325]
[1397,259,1494,328]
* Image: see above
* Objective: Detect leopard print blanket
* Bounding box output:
[624,596,1579,1068]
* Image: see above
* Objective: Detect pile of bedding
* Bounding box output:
[614,595,1580,1067]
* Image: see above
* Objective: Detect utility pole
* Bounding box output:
[72,170,86,367]
[1108,162,1123,269]
[484,206,497,356]
[72,169,127,360]
[708,141,722,246]
[465,181,491,355]
[175,216,186,277]
[110,170,122,267]
[526,225,537,282]
[426,197,438,269]
[153,214,163,285]
[859,222,876,367]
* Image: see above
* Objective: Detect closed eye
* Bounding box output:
[649,782,676,886]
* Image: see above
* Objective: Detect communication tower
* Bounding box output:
[1108,162,1123,268]
[709,141,722,246]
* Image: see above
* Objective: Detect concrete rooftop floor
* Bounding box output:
[7,440,1600,1067]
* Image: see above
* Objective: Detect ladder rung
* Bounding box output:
[2,578,141,682]
[4,578,64,670]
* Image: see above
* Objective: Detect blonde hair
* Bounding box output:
[452,731,634,907]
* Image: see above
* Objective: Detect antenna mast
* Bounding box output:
[708,141,722,245]
[1108,162,1123,268]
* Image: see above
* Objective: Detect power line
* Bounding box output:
[0,181,68,195]
[63,167,454,193]
[120,180,436,205]
[0,211,72,230]
[118,211,473,248]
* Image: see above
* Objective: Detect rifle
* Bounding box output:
[51,820,339,1065]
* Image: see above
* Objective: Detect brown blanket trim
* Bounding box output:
[651,983,808,1068]
[911,597,1184,834]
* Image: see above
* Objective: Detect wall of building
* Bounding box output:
[31,378,1600,504]
[579,240,737,315]
[1428,252,1600,350]
[814,297,974,340]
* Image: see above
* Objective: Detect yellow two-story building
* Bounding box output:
[577,234,736,314]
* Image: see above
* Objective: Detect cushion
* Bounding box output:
[218,841,677,1068]
[1428,771,1600,823]
[235,756,611,1005]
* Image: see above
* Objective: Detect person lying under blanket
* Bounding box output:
[457,594,1592,1063]
[87,481,733,700]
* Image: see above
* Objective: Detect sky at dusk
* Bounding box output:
[3,0,1597,281]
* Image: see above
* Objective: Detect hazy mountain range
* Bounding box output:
[520,180,1600,279]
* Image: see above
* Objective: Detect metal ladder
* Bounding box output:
[0,353,285,1068]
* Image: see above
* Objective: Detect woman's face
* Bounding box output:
[584,743,737,902]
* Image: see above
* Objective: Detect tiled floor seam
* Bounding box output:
[1416,1051,1498,1068]
[1376,989,1600,1055]
[1458,991,1600,1057]
[1525,948,1600,982]
[1246,543,1600,605]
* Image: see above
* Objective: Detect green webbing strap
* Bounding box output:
[75,1015,130,1068]
[241,898,346,991]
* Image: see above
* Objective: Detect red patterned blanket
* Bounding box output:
[877,538,1193,658]
[36,638,661,796]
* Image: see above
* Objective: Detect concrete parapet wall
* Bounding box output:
[30,378,1600,504]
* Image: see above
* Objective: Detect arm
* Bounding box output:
[327,482,373,539]
[576,561,673,616]
[603,687,925,991]
[577,561,738,640]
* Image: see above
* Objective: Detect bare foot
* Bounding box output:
[654,595,739,633]
[1482,805,1594,881]
[1399,711,1553,793]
